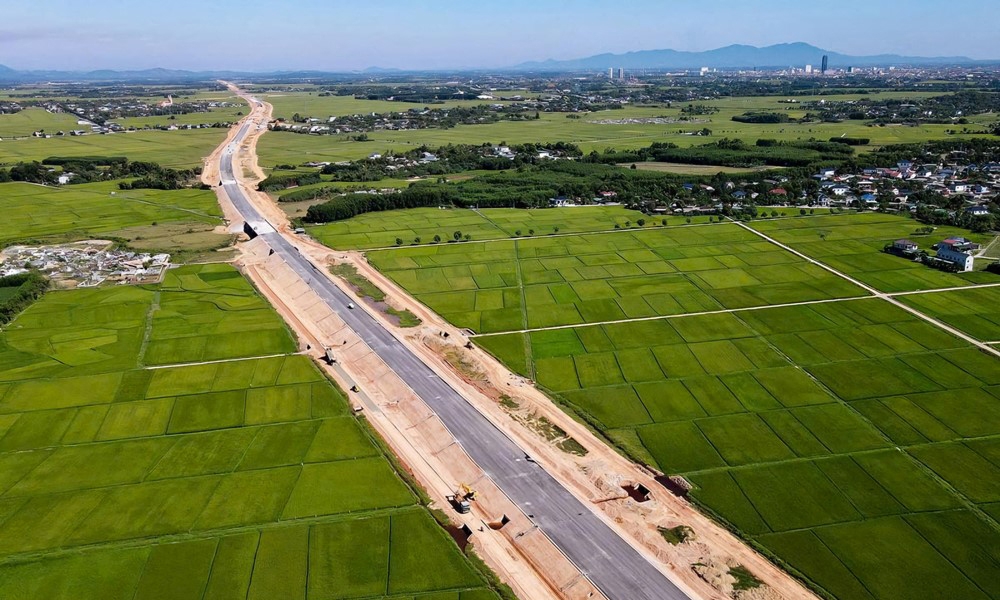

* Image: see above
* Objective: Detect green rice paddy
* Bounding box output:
[0,264,498,599]
[479,298,1000,600]
[368,221,867,334]
[255,92,994,167]
[0,180,228,250]
[308,205,657,250]
[0,128,227,169]
[342,208,1000,600]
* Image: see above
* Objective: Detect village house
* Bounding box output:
[935,238,977,272]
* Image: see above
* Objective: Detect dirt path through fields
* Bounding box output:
[731,218,1000,358]
[212,82,818,600]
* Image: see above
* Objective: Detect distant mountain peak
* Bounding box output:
[513,42,984,71]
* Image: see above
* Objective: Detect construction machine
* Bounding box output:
[446,483,477,514]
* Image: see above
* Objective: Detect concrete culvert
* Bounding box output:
[487,515,511,530]
[621,483,651,503]
[445,523,473,550]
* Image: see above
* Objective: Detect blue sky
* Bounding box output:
[2,0,997,71]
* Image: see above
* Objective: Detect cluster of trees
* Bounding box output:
[0,272,47,325]
[854,138,1000,170]
[280,103,540,135]
[0,161,58,184]
[257,171,323,192]
[302,158,806,224]
[305,185,458,222]
[680,104,719,115]
[0,157,200,189]
[731,112,791,124]
[800,91,1000,125]
[585,138,854,168]
[277,142,582,201]
[828,137,870,146]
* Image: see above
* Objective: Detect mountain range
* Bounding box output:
[0,43,994,82]
[516,42,992,71]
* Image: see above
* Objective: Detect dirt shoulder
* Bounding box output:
[216,83,816,600]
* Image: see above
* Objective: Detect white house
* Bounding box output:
[936,239,975,272]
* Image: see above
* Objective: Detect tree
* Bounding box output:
[464,234,471,241]
[661,218,667,226]
[625,220,631,228]
[413,236,421,244]
[771,210,779,218]
[453,230,462,241]
[433,234,441,243]
[799,208,807,216]
[514,230,522,236]
[637,218,645,226]
[685,217,692,224]
[395,237,403,246]
[553,226,560,233]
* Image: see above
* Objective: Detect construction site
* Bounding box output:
[202,82,817,600]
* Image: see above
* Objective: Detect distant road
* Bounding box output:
[219,119,695,600]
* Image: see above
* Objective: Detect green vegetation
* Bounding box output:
[0,271,47,324]
[751,213,994,291]
[729,565,763,591]
[657,525,693,545]
[0,263,500,599]
[256,93,994,167]
[356,208,1000,600]
[0,180,228,251]
[0,128,228,169]
[308,205,651,250]
[368,222,865,334]
[330,262,387,301]
[329,263,421,328]
[479,295,1000,600]
[897,286,1000,342]
[0,108,85,138]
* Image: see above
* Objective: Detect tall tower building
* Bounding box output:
[821,55,829,74]
[608,67,614,79]
[805,64,813,74]
[617,67,624,80]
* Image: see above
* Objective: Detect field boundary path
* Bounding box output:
[209,84,742,600]
[730,217,1000,359]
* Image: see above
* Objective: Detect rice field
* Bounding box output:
[0,108,87,138]
[342,208,1000,600]
[255,93,993,167]
[751,213,995,290]
[368,221,867,334]
[308,205,655,250]
[0,264,498,599]
[0,181,227,250]
[0,127,227,169]
[478,298,1000,600]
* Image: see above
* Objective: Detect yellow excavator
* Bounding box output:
[447,483,476,514]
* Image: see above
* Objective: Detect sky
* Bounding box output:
[2,0,998,71]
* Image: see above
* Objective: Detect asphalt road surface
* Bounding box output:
[220,123,693,600]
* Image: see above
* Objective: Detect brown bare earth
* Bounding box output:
[211,83,817,600]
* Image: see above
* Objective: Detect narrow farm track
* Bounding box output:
[473,279,1000,338]
[216,85,706,600]
[143,351,302,370]
[729,218,1000,359]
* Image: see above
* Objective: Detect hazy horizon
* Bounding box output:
[3,0,998,72]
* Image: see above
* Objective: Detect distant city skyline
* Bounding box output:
[1,0,998,71]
